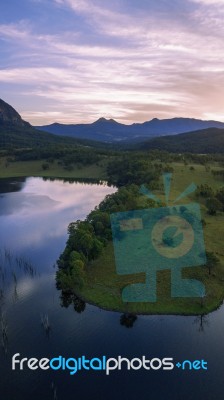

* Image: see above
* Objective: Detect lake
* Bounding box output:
[0,177,223,400]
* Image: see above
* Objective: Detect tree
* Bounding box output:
[69,253,85,287]
[42,162,49,171]
[206,197,222,215]
[205,251,219,275]
[196,184,213,198]
[216,187,224,210]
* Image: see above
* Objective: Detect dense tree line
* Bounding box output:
[13,146,102,166]
[212,169,224,180]
[56,185,156,291]
[196,184,224,215]
[106,156,170,186]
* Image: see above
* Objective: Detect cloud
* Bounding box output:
[0,21,30,40]
[1,1,224,124]
[191,0,224,4]
[55,0,119,18]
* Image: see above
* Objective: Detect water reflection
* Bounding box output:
[0,177,116,362]
[120,313,137,328]
[59,291,139,326]
[0,247,39,354]
[0,247,38,288]
[0,177,116,256]
[42,176,109,185]
[0,177,26,194]
[60,291,86,313]
[1,177,224,400]
[0,312,8,354]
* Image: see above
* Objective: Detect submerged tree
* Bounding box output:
[193,314,209,333]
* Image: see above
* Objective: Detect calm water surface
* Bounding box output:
[0,177,223,400]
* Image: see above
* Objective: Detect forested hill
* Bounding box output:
[0,98,106,150]
[135,128,224,153]
[0,98,31,128]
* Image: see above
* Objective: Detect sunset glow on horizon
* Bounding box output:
[1,0,224,125]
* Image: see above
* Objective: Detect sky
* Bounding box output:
[0,0,224,125]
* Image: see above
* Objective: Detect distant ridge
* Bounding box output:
[36,116,224,142]
[135,127,224,154]
[1,97,224,153]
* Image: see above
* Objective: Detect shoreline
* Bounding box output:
[66,287,224,317]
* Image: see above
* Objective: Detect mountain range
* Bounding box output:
[36,116,224,142]
[1,97,224,153]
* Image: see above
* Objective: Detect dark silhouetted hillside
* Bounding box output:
[136,128,224,153]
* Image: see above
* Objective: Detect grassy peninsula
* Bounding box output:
[56,154,224,315]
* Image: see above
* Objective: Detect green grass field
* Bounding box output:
[0,158,107,180]
[74,162,224,315]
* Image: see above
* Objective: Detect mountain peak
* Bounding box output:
[0,98,30,128]
[93,117,118,125]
